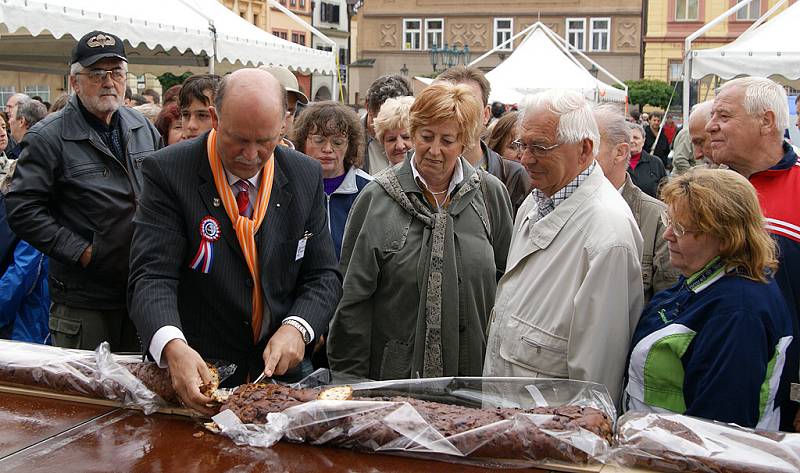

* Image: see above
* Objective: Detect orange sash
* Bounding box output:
[207,129,275,343]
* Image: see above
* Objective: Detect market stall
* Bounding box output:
[0,0,336,75]
[681,0,800,123]
[468,22,627,105]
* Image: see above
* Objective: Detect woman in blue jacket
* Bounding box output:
[291,101,371,260]
[624,168,793,431]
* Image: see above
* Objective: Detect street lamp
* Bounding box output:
[588,64,599,78]
[400,63,409,76]
[444,43,457,68]
[429,44,439,72]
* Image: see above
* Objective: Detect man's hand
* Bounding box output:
[79,245,92,268]
[262,324,305,377]
[163,339,215,415]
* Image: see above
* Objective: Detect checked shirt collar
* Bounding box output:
[532,161,597,219]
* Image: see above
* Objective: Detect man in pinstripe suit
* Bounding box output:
[128,69,341,413]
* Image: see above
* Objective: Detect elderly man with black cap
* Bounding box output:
[5,30,161,352]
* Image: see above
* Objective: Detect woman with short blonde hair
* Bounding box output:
[328,82,513,380]
[624,168,793,430]
[372,96,414,166]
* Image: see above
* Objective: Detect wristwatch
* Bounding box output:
[282,319,311,344]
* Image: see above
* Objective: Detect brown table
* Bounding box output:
[0,392,562,472]
[0,392,114,459]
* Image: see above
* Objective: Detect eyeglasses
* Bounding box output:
[76,68,127,84]
[309,134,348,150]
[660,210,697,238]
[511,139,561,157]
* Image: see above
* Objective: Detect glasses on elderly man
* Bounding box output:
[309,134,348,150]
[76,68,127,84]
[510,139,561,157]
[660,210,698,238]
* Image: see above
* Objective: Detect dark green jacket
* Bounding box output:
[327,157,513,380]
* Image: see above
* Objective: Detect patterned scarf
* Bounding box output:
[207,129,275,343]
[374,165,482,377]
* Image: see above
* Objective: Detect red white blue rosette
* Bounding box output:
[190,216,220,273]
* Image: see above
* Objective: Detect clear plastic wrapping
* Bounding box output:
[0,340,234,415]
[213,375,616,469]
[610,411,800,473]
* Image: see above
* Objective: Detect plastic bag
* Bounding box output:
[610,411,800,473]
[214,375,615,469]
[0,339,235,415]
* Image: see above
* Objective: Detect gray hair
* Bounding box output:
[592,103,630,148]
[69,61,128,77]
[15,97,47,128]
[9,92,29,103]
[628,122,645,139]
[518,89,599,156]
[719,77,789,136]
[689,100,713,125]
[69,62,83,77]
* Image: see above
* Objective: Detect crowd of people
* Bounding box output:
[1,30,799,432]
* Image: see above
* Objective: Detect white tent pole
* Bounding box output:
[469,22,627,97]
[682,0,754,124]
[208,20,217,74]
[538,24,627,93]
[744,0,787,34]
[468,22,540,67]
[266,0,338,101]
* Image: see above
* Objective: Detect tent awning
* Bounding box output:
[691,2,800,80]
[482,24,627,104]
[0,0,335,74]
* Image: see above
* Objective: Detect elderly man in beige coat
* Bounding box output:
[483,90,644,406]
[593,105,680,304]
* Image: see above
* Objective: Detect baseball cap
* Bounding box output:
[259,65,309,104]
[71,31,127,67]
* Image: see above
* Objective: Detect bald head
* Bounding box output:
[214,68,287,119]
[210,68,288,180]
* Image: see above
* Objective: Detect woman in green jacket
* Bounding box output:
[327,82,514,380]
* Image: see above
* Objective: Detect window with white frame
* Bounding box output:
[669,62,683,82]
[494,18,513,51]
[736,0,761,21]
[0,87,15,106]
[425,19,444,50]
[675,0,699,21]
[403,19,422,50]
[589,18,610,52]
[23,85,50,102]
[566,18,586,51]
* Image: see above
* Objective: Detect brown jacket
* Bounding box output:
[621,174,681,304]
[483,141,532,216]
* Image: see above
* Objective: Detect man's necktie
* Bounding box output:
[235,179,253,218]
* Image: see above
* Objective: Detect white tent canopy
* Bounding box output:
[473,22,627,104]
[691,1,800,80]
[0,0,335,75]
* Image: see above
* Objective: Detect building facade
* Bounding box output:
[349,0,643,104]
[221,0,314,96]
[643,0,793,107]
[311,0,350,101]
